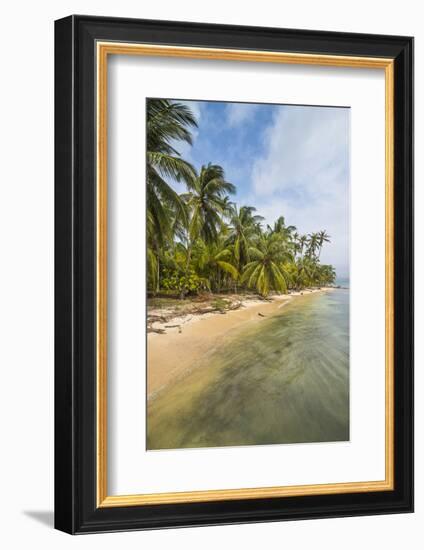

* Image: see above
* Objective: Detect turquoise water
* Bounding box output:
[147,290,349,450]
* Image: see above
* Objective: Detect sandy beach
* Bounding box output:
[147,288,334,399]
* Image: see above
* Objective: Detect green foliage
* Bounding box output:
[192,238,239,292]
[146,98,197,244]
[183,163,236,245]
[227,205,263,270]
[241,233,289,297]
[146,98,337,298]
[161,268,209,296]
[211,297,230,311]
[147,297,185,309]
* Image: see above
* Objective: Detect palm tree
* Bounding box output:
[180,163,235,285]
[306,232,320,258]
[147,245,158,292]
[268,217,297,262]
[227,205,264,273]
[317,264,336,286]
[269,216,297,241]
[221,196,235,222]
[296,234,308,259]
[146,99,197,242]
[193,239,239,292]
[289,258,310,290]
[303,256,319,287]
[184,163,235,244]
[241,233,289,297]
[317,230,331,259]
[147,202,182,294]
[145,100,338,297]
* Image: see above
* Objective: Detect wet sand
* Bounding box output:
[147,288,333,399]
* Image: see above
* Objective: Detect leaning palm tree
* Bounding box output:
[241,233,289,297]
[146,99,198,242]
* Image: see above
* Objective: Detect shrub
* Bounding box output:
[161,269,209,297]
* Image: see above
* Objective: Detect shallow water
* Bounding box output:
[147,290,349,450]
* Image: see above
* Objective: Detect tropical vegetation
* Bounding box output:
[147,99,336,298]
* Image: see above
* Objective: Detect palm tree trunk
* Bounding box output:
[185,246,192,274]
[154,243,160,295]
[156,255,160,294]
[181,243,192,300]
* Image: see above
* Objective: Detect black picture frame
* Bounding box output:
[55,14,414,534]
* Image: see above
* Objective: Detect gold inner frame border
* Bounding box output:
[96,42,394,508]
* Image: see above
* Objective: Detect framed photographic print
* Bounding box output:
[54,15,414,534]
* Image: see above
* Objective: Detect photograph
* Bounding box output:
[146,98,350,450]
[51,12,413,536]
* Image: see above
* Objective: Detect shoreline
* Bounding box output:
[147,287,335,400]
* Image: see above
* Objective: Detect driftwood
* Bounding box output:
[147,327,166,335]
[257,297,273,302]
[147,299,244,334]
[192,307,225,315]
[192,301,243,316]
[258,312,266,317]
[148,314,169,323]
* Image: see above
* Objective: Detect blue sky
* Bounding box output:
[167,99,350,278]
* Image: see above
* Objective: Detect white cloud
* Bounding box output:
[226,102,259,127]
[250,106,350,277]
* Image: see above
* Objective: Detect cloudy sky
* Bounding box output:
[165,99,350,279]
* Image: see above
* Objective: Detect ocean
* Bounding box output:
[147,289,350,450]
